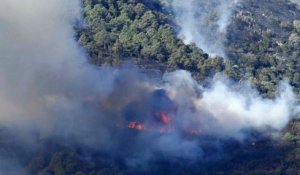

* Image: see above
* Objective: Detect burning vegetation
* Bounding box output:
[116,89,176,133]
[1,0,300,174]
[126,112,173,133]
[113,89,201,136]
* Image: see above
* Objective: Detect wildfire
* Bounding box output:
[160,112,172,124]
[126,112,174,133]
[128,121,145,131]
[124,111,202,136]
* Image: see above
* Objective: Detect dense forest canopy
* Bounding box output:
[0,0,300,175]
[75,1,300,173]
[227,0,300,97]
[78,0,300,99]
[78,0,225,81]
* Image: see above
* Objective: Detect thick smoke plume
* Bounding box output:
[0,0,299,172]
[291,0,300,8]
[163,0,240,57]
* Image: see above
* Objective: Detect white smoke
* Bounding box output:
[165,0,240,57]
[0,0,299,171]
[163,70,298,139]
[290,0,300,7]
[0,0,116,133]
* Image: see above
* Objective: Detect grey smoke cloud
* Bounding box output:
[291,0,300,6]
[163,71,297,139]
[0,0,114,133]
[163,0,240,57]
[0,0,299,172]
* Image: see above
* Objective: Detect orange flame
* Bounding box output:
[124,112,201,136]
[160,112,172,125]
[128,121,145,131]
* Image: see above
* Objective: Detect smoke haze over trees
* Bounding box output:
[161,0,240,58]
[0,0,300,174]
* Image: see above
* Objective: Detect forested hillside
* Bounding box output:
[78,0,300,98]
[227,0,300,97]
[74,0,300,174]
[0,0,300,175]
[78,0,225,80]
